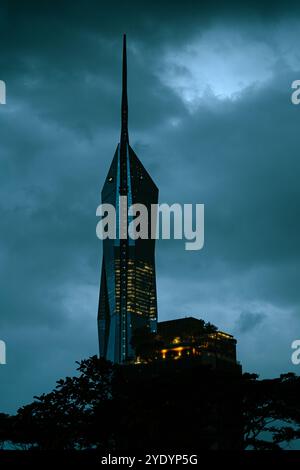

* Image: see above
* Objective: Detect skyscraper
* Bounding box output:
[97,35,158,364]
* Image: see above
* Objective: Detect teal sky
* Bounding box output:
[0,0,300,413]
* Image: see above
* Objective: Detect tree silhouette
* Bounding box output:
[130,326,164,361]
[243,372,300,449]
[1,357,300,451]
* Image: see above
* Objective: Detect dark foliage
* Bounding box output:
[243,372,300,449]
[1,357,300,451]
[130,327,164,360]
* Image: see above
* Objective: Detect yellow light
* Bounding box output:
[172,337,181,344]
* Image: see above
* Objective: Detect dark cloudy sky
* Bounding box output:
[1,0,300,413]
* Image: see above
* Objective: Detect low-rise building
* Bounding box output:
[157,317,241,371]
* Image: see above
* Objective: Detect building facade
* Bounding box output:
[97,35,158,363]
[156,317,241,371]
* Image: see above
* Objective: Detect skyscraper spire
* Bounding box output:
[98,35,158,364]
[121,33,128,144]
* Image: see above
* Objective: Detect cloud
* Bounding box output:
[158,18,300,107]
[236,311,266,333]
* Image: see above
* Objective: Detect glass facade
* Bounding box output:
[97,35,158,363]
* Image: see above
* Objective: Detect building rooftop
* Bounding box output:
[158,316,234,341]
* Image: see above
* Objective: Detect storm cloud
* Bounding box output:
[0,0,300,412]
